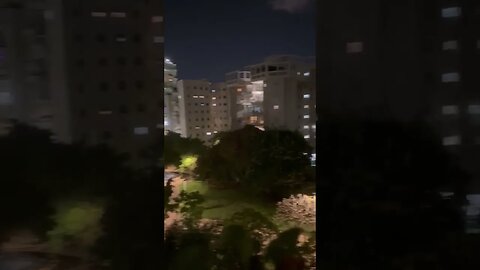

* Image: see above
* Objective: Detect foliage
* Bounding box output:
[47,201,104,252]
[216,225,263,270]
[316,117,469,269]
[179,155,198,174]
[196,126,312,200]
[160,132,206,166]
[173,191,206,228]
[274,194,316,229]
[264,228,306,270]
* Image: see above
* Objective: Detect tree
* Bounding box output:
[316,117,469,269]
[153,132,206,167]
[178,155,198,174]
[275,194,316,229]
[196,126,312,200]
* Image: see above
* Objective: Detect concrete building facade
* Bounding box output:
[177,79,230,143]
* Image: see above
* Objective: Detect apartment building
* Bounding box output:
[164,58,180,134]
[177,79,230,143]
[227,55,316,147]
[0,0,53,135]
[317,0,480,231]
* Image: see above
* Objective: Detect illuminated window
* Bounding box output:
[273,105,279,110]
[151,16,163,23]
[442,40,458,50]
[442,105,458,115]
[303,94,311,99]
[442,72,460,82]
[304,105,309,109]
[199,95,205,99]
[263,83,267,87]
[193,95,198,98]
[212,89,216,93]
[346,42,363,53]
[468,105,480,114]
[212,97,217,100]
[153,36,164,43]
[212,104,217,106]
[304,72,310,76]
[91,12,106,17]
[304,135,310,139]
[304,115,310,119]
[195,126,200,129]
[115,35,127,42]
[237,88,242,92]
[443,135,461,146]
[312,124,316,129]
[134,127,149,135]
[98,110,112,115]
[303,125,309,129]
[442,7,461,18]
[111,12,126,18]
[206,132,212,136]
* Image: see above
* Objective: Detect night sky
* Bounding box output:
[165,0,315,82]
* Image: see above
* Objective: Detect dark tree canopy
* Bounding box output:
[159,131,206,167]
[196,125,312,200]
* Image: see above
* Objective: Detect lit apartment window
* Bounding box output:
[303,94,311,99]
[212,89,216,93]
[304,105,309,109]
[199,95,205,98]
[442,105,458,115]
[152,16,163,23]
[273,105,280,110]
[442,7,461,18]
[206,132,212,136]
[195,126,200,129]
[304,72,310,76]
[468,105,480,114]
[442,72,460,82]
[153,36,164,43]
[213,104,217,106]
[111,12,126,18]
[237,88,242,92]
[264,83,267,87]
[442,40,458,50]
[213,131,218,134]
[312,124,316,129]
[304,115,310,119]
[115,35,127,42]
[346,42,363,53]
[303,125,309,129]
[91,12,106,17]
[212,97,217,100]
[193,95,198,98]
[304,135,310,139]
[134,127,149,135]
[443,135,461,146]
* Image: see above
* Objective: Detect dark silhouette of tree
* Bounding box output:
[317,116,469,269]
[196,126,312,200]
[148,132,206,167]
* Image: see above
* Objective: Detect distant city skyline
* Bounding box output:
[165,0,315,82]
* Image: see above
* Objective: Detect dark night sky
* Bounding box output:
[165,0,315,82]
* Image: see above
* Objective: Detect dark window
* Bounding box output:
[72,9,81,17]
[136,81,144,89]
[118,81,126,90]
[223,96,227,98]
[74,34,83,42]
[76,59,84,67]
[134,57,143,65]
[98,58,108,66]
[268,66,277,71]
[103,131,112,140]
[119,105,128,114]
[137,104,146,112]
[96,34,106,43]
[99,82,109,92]
[117,57,126,65]
[133,34,141,43]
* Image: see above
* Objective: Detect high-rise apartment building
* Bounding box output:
[2,0,164,162]
[164,58,180,134]
[56,0,163,160]
[177,79,230,143]
[227,55,316,147]
[0,1,53,135]
[318,0,480,231]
